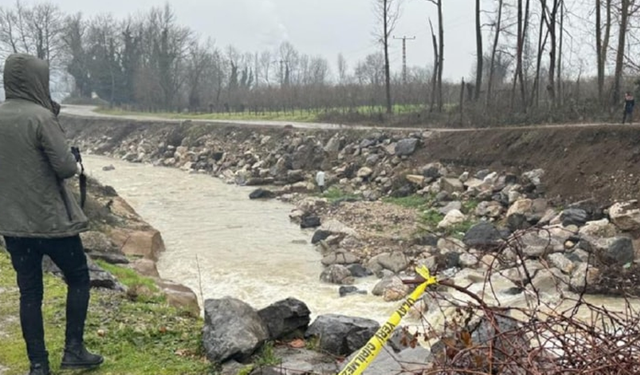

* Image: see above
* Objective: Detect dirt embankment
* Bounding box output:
[417,125,640,206]
[62,115,640,207]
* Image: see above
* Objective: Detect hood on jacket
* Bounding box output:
[3,53,54,112]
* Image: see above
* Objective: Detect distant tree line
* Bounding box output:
[0,0,639,126]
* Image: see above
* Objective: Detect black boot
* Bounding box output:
[60,342,103,370]
[29,363,50,375]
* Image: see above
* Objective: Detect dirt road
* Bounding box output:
[61,105,629,132]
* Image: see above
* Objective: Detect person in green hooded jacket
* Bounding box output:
[0,54,103,375]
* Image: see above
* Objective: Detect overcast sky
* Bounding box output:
[40,0,476,80]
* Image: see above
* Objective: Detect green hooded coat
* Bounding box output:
[0,54,88,238]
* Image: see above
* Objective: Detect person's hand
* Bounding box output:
[71,147,82,162]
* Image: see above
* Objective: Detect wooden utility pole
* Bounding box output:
[393,35,416,85]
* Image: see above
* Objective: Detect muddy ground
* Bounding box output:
[415,125,640,206]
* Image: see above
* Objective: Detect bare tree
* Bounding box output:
[612,0,631,107]
[474,0,483,101]
[487,0,504,107]
[428,19,439,112]
[428,0,444,111]
[373,0,401,114]
[596,0,612,106]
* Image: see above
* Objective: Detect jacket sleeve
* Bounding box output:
[37,116,78,180]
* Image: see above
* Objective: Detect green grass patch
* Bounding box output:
[383,195,430,209]
[461,199,480,214]
[321,187,361,203]
[95,103,426,124]
[95,107,320,123]
[419,209,445,228]
[95,260,157,291]
[0,249,213,375]
[254,342,281,367]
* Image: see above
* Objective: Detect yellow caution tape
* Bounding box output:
[337,266,438,375]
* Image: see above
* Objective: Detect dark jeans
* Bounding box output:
[4,235,90,365]
[623,110,634,124]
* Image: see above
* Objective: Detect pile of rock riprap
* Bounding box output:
[203,296,433,375]
[72,127,431,199]
[287,166,640,302]
[71,126,640,299]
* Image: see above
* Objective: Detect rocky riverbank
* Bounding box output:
[57,115,640,373]
[63,116,640,300]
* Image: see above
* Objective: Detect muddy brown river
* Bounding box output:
[84,155,397,323]
[84,155,639,330]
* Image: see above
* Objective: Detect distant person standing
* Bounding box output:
[623,91,635,124]
[316,171,326,193]
[0,54,103,375]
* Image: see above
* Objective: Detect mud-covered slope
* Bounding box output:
[418,125,640,205]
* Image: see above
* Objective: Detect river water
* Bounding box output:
[84,155,639,330]
[84,155,397,323]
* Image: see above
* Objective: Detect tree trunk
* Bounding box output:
[488,0,504,108]
[612,0,629,108]
[546,0,558,104]
[460,77,465,124]
[557,0,564,105]
[429,19,438,113]
[437,0,444,112]
[531,1,548,108]
[474,0,483,102]
[383,0,393,114]
[596,0,603,104]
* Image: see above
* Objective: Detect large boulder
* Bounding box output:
[321,251,359,266]
[324,134,343,153]
[570,263,600,292]
[111,228,166,261]
[506,198,549,230]
[155,278,200,317]
[311,230,332,244]
[561,208,589,227]
[300,216,321,229]
[305,314,380,356]
[132,258,160,277]
[517,231,563,258]
[609,201,640,231]
[249,188,275,200]
[202,297,269,363]
[256,347,340,375]
[319,220,359,238]
[395,138,418,156]
[603,237,635,266]
[80,231,119,254]
[463,222,503,251]
[579,235,636,266]
[373,251,410,273]
[320,265,354,285]
[258,298,311,340]
[341,346,432,375]
[440,178,464,194]
[437,210,466,229]
[579,219,617,238]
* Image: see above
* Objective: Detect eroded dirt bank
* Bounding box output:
[418,125,640,205]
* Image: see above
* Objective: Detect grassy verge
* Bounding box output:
[0,249,213,375]
[95,108,320,123]
[94,104,425,124]
[321,187,362,203]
